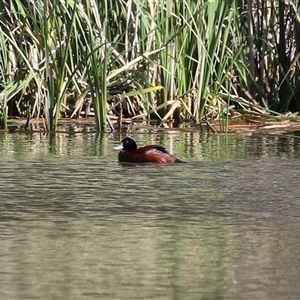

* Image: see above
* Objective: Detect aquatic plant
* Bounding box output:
[0,0,299,131]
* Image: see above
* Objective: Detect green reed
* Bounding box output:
[0,0,300,131]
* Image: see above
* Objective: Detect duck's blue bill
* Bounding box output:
[113,142,124,150]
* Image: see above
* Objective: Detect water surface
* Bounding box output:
[0,132,300,299]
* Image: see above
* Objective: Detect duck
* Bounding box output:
[113,137,184,164]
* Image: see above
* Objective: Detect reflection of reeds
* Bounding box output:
[1,130,300,161]
[1,0,300,131]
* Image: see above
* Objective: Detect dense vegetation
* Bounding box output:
[0,0,300,131]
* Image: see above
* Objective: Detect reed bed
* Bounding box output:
[0,0,300,131]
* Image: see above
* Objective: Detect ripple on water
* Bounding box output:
[0,133,300,299]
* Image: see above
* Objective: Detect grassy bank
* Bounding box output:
[1,0,300,131]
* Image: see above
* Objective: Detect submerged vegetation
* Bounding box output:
[0,0,300,131]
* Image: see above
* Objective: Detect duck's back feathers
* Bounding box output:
[119,145,183,163]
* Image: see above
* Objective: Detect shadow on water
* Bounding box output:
[0,131,300,299]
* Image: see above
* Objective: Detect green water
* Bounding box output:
[0,132,300,299]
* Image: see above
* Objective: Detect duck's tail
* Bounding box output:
[175,157,186,163]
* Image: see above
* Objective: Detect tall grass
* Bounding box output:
[0,0,300,131]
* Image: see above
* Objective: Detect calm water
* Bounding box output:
[0,132,300,300]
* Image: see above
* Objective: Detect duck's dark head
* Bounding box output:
[114,137,138,152]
